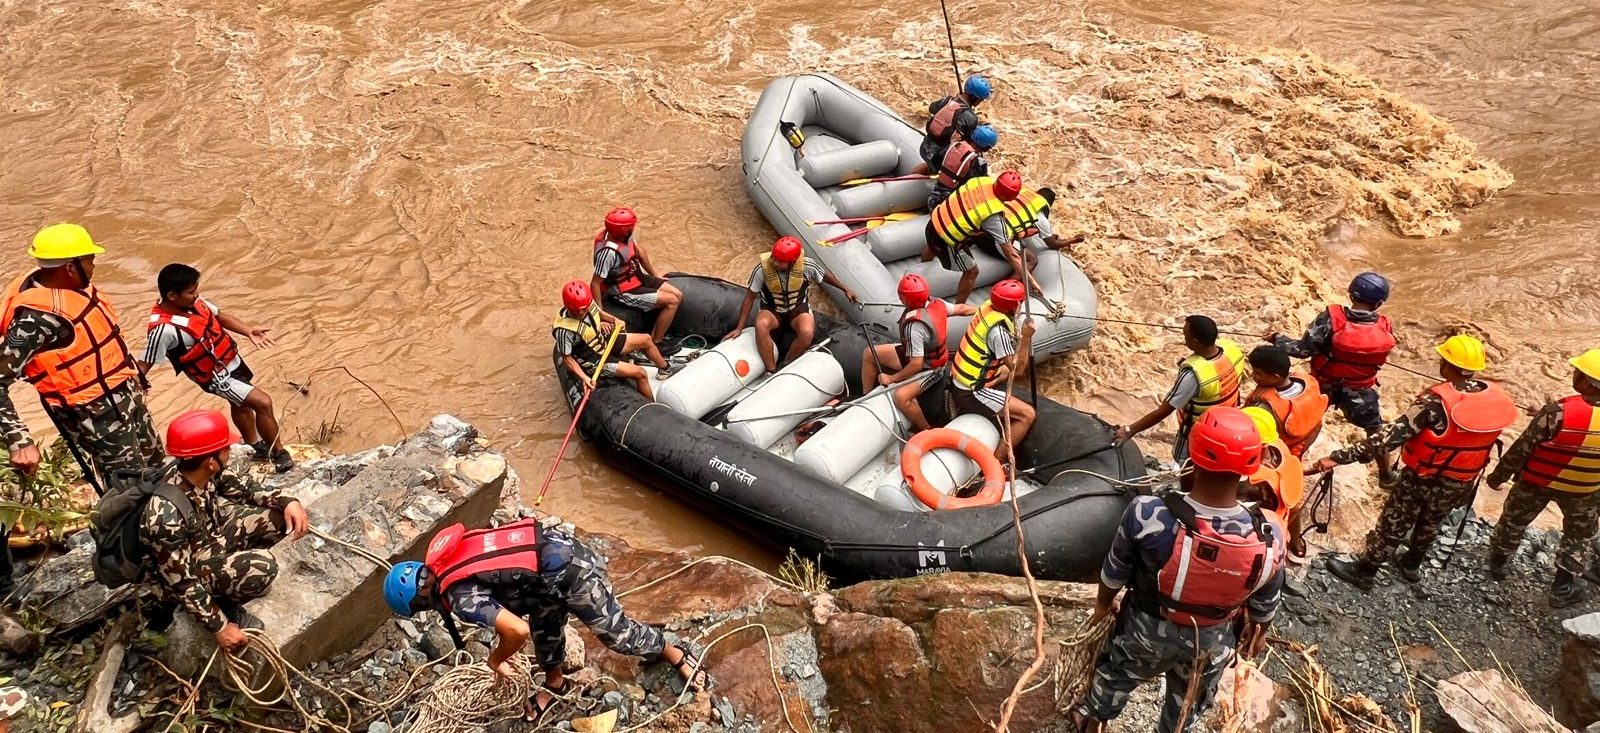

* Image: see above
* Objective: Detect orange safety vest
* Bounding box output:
[930,178,1049,250]
[148,302,240,387]
[1400,381,1518,483]
[0,274,138,409]
[1249,440,1305,523]
[924,95,970,144]
[594,230,644,293]
[1520,395,1600,493]
[1246,374,1329,459]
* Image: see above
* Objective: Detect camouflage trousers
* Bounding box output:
[51,384,164,495]
[1324,385,1384,433]
[177,503,286,615]
[1490,482,1600,575]
[527,543,665,672]
[1357,468,1473,567]
[1084,607,1237,733]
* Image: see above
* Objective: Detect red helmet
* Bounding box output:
[603,207,637,238]
[994,170,1023,201]
[897,273,931,308]
[1187,407,1264,475]
[772,236,803,264]
[167,410,238,458]
[989,279,1026,313]
[562,280,592,312]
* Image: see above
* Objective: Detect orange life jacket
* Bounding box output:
[1310,306,1395,390]
[1249,441,1305,523]
[425,519,547,606]
[148,302,240,387]
[924,95,970,144]
[935,140,982,191]
[593,230,644,293]
[900,299,951,369]
[1246,375,1329,459]
[1400,381,1518,483]
[0,274,138,409]
[1520,395,1600,493]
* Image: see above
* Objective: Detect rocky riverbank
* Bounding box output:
[2,420,1598,733]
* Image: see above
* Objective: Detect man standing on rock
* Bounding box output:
[1485,349,1600,607]
[1073,407,1286,733]
[133,410,309,652]
[383,520,706,724]
[0,224,164,490]
[1307,335,1517,589]
[1265,272,1397,482]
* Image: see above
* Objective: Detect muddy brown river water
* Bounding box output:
[1,0,1593,562]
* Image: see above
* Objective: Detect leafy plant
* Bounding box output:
[0,438,88,541]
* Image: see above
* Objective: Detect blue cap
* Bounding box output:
[963,75,992,101]
[384,561,425,616]
[970,125,998,149]
[1348,272,1391,305]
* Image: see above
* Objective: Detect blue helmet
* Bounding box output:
[963,75,992,101]
[1348,271,1391,306]
[970,125,998,150]
[384,561,426,616]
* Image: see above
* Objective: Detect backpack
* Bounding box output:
[88,462,196,588]
[1133,493,1276,627]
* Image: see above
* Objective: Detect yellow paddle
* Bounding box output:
[818,212,919,246]
[839,174,937,187]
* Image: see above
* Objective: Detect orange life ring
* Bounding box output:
[901,428,1006,510]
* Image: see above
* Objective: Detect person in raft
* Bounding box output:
[554,281,671,401]
[723,236,857,374]
[591,206,683,351]
[383,519,706,724]
[918,74,990,168]
[864,272,975,431]
[944,278,1036,462]
[921,170,1078,305]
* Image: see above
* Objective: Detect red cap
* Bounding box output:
[1187,407,1264,475]
[772,236,803,264]
[994,170,1023,201]
[167,410,238,458]
[603,207,637,238]
[989,279,1026,313]
[897,273,930,308]
[562,280,593,312]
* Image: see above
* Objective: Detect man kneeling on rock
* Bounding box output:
[1072,408,1286,733]
[134,410,310,651]
[383,520,706,723]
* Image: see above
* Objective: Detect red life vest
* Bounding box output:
[1520,395,1600,493]
[1310,306,1395,390]
[1134,494,1281,627]
[935,140,981,191]
[924,96,970,144]
[148,302,240,387]
[900,299,951,369]
[424,519,544,607]
[594,230,644,293]
[1400,381,1518,483]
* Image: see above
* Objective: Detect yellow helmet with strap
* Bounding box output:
[29,223,106,261]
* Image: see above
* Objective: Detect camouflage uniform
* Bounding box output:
[445,528,666,671]
[1084,607,1237,733]
[0,308,163,492]
[139,467,294,633]
[1273,311,1384,432]
[1488,398,1600,575]
[1329,387,1477,568]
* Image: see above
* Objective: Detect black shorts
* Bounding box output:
[924,222,978,272]
[769,303,812,332]
[948,386,1004,430]
[231,361,255,385]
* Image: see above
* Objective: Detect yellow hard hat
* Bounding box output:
[28,223,105,261]
[1571,349,1600,383]
[1436,334,1487,372]
[1241,405,1279,445]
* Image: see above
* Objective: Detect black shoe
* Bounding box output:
[1395,563,1422,584]
[1552,570,1586,609]
[658,338,683,357]
[1328,557,1379,591]
[271,450,295,474]
[251,440,271,462]
[1487,551,1511,581]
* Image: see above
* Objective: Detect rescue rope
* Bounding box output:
[1051,611,1115,712]
[938,0,962,88]
[307,526,393,570]
[536,323,625,505]
[406,653,534,733]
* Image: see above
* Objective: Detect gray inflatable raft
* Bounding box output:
[741,73,1097,357]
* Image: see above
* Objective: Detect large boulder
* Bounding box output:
[1438,669,1572,733]
[1561,613,1600,727]
[164,415,507,679]
[13,544,140,632]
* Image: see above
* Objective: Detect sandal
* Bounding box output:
[671,649,709,693]
[523,678,572,723]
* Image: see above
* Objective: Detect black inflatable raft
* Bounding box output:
[555,274,1144,583]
